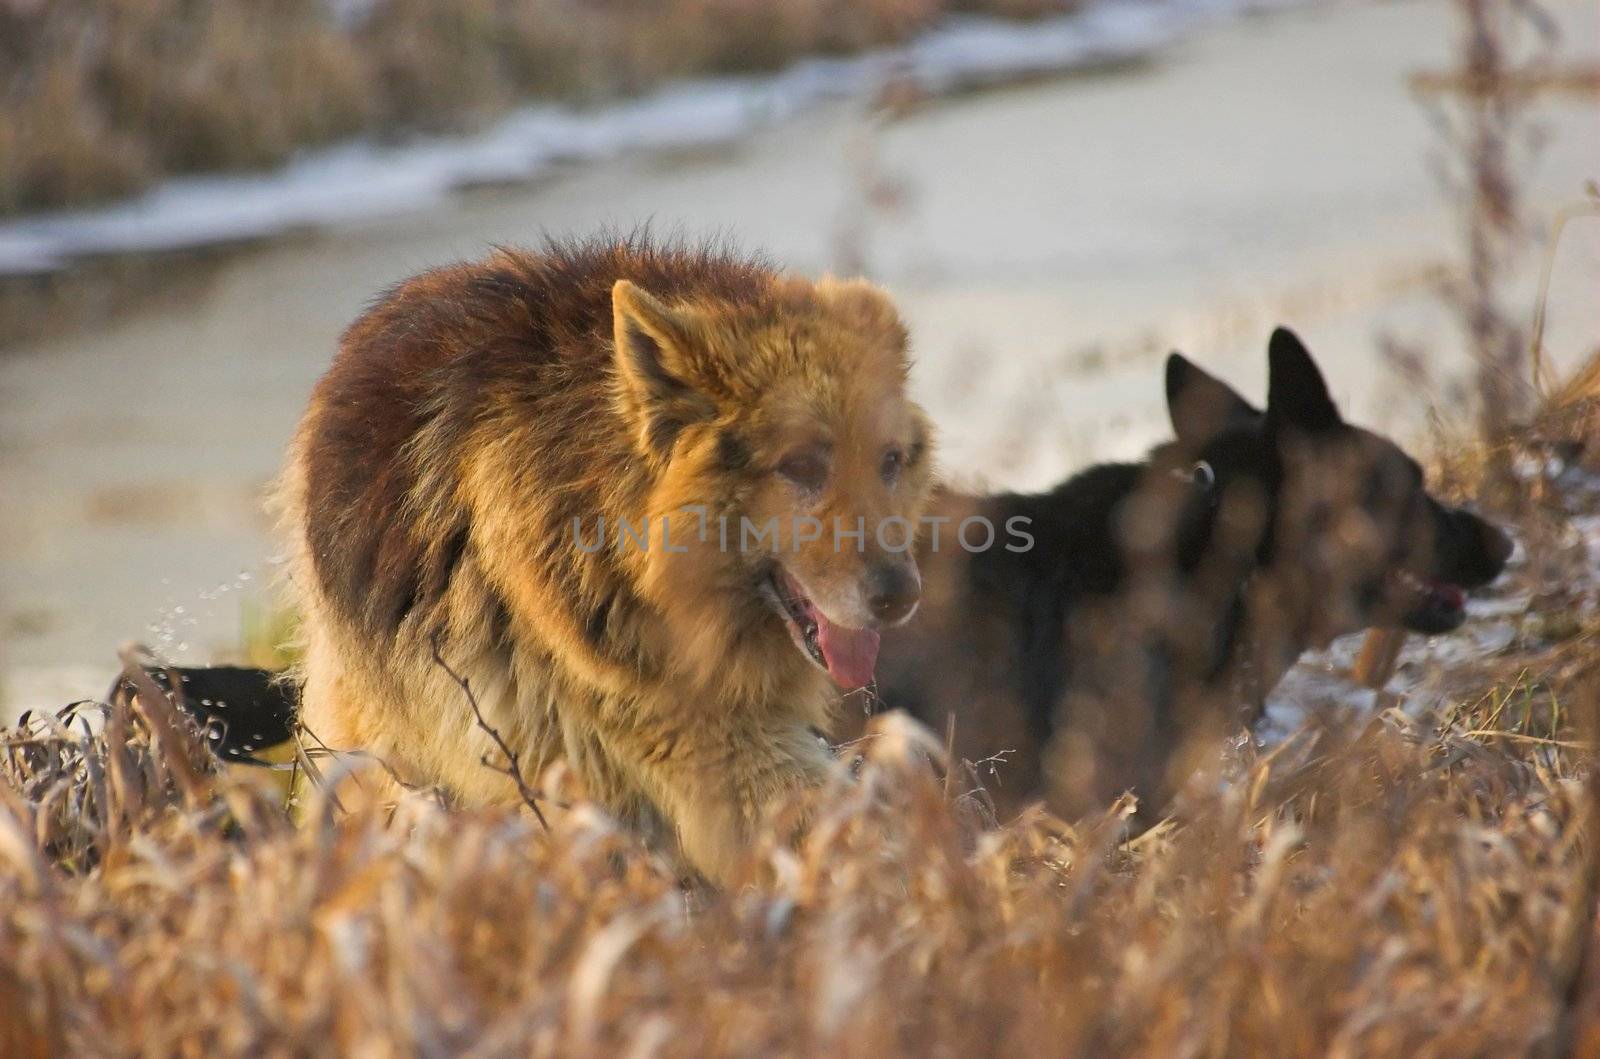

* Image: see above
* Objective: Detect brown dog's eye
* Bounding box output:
[881,448,904,485]
[778,450,829,491]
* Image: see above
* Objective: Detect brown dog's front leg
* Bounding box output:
[616,717,834,885]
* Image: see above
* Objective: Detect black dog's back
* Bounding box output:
[957,464,1145,750]
[873,456,1233,819]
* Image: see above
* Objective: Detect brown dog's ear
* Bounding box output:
[612,280,718,457]
[1165,351,1260,448]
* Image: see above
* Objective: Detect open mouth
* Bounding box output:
[760,568,881,690]
[1387,568,1469,635]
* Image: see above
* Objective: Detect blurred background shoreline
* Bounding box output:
[1,0,1597,715]
[0,0,1256,280]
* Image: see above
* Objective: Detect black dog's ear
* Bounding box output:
[1166,352,1260,447]
[1266,327,1342,434]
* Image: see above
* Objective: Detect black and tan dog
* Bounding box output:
[867,327,1512,820]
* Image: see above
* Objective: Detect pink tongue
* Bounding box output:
[814,615,881,690]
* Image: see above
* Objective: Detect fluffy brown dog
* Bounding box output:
[279,237,933,881]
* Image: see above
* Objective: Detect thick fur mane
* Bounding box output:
[294,236,798,700]
[305,240,752,615]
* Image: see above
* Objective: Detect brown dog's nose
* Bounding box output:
[866,560,920,625]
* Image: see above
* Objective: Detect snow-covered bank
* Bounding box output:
[0,0,1266,276]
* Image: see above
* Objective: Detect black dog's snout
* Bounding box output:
[866,561,921,625]
[1481,518,1515,571]
[1445,507,1514,587]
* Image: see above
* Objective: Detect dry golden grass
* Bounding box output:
[0,660,1595,1055]
[4,408,1600,1054]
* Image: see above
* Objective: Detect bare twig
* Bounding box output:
[430,633,548,830]
[1530,192,1600,397]
[286,723,344,817]
[1413,0,1559,460]
[1461,729,1593,749]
